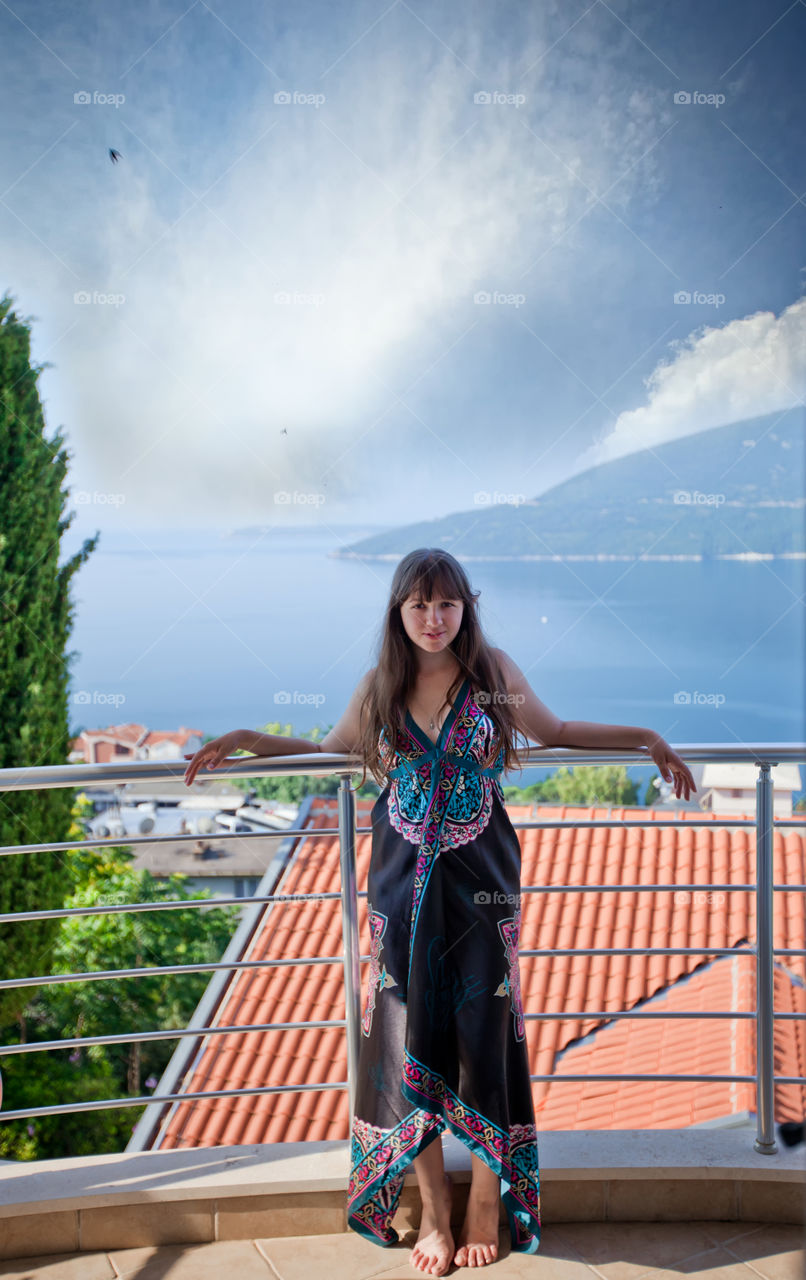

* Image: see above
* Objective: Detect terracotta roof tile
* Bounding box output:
[146,799,806,1148]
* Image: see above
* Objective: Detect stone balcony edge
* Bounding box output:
[0,1129,803,1219]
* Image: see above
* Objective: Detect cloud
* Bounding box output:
[582,295,806,468]
[1,1,673,526]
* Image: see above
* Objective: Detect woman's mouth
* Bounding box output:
[424,631,444,638]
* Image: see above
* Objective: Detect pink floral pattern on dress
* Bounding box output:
[361,904,398,1037]
[495,899,525,1042]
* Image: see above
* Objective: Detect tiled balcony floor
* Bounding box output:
[0,1220,802,1280]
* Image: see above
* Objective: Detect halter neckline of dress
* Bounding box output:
[404,675,470,750]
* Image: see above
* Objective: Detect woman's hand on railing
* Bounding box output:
[183,731,244,786]
[647,737,697,800]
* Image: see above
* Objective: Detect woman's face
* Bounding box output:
[399,586,464,654]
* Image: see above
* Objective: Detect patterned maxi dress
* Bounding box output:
[346,676,541,1254]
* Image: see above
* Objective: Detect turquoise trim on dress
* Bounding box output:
[401,1047,541,1254]
[347,1109,446,1246]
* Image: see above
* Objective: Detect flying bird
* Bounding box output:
[280,428,288,435]
[109,149,122,163]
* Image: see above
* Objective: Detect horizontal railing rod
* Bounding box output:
[0,826,340,858]
[526,883,805,892]
[1,744,802,794]
[524,1010,806,1019]
[4,944,804,993]
[0,1081,349,1121]
[6,1002,806,1060]
[0,1019,348,1055]
[4,882,805,927]
[505,818,806,829]
[530,1073,806,1084]
[0,892,344,925]
[3,817,804,860]
[4,1069,804,1124]
[512,883,806,895]
[0,756,364,793]
[0,956,346,991]
[4,1006,800,1058]
[518,945,806,956]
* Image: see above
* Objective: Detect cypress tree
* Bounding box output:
[0,292,99,1026]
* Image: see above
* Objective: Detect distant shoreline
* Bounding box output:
[329,550,806,562]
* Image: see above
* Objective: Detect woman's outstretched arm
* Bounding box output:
[493,647,696,799]
[236,671,375,758]
[183,669,375,786]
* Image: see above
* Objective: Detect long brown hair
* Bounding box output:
[354,548,528,790]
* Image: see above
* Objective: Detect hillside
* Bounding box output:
[331,410,805,561]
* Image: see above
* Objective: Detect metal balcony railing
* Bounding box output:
[0,743,804,1157]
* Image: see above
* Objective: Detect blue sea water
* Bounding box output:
[61,522,805,792]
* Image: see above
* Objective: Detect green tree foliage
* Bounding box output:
[0,842,239,1160]
[52,855,238,1094]
[0,1044,130,1161]
[0,293,99,1024]
[502,764,641,806]
[643,774,664,806]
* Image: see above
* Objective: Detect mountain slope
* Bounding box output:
[332,410,805,560]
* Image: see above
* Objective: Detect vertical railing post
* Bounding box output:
[337,772,361,1132]
[754,760,777,1154]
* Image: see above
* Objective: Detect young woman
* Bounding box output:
[184,547,695,1274]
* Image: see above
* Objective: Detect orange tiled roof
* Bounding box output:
[146,799,806,1149]
[538,956,805,1127]
[71,725,202,763]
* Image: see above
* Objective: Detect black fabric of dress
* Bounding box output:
[346,676,541,1253]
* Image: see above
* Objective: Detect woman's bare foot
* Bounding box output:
[410,1171,454,1275]
[453,1190,500,1267]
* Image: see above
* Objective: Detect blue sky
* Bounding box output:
[1,0,804,534]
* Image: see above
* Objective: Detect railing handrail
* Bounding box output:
[1,874,805,928]
[0,744,803,1155]
[2,815,806,863]
[0,740,804,792]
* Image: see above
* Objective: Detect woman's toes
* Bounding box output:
[461,1238,497,1267]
